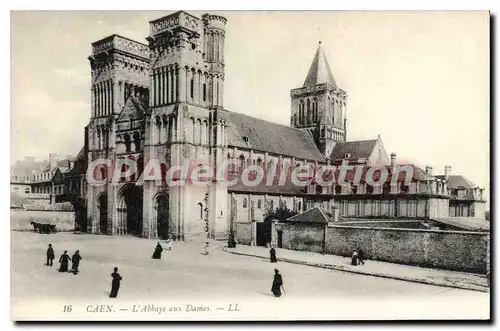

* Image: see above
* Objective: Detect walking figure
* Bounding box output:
[357,248,365,266]
[109,267,122,298]
[351,250,358,266]
[58,250,71,272]
[46,244,54,267]
[152,242,163,259]
[271,269,284,297]
[269,245,277,263]
[71,250,82,275]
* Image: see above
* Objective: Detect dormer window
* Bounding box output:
[243,136,249,144]
[344,153,351,159]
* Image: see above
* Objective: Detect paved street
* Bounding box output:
[11,231,490,320]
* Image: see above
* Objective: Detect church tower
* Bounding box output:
[290,42,347,158]
[86,35,150,234]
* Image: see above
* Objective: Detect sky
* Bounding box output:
[10,11,490,205]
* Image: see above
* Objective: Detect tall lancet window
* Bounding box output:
[312,99,318,121]
[306,99,311,123]
[299,100,305,124]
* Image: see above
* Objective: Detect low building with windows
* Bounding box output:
[10,153,76,206]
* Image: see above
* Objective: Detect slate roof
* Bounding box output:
[329,139,378,163]
[303,42,337,88]
[226,110,325,161]
[286,207,333,224]
[11,160,48,177]
[317,164,434,183]
[435,175,479,189]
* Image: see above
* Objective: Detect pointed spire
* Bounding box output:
[303,41,337,88]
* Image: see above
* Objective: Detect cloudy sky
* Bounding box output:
[11,11,489,202]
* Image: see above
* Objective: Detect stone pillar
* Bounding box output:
[173,66,178,103]
[108,184,116,235]
[151,72,156,107]
[166,68,171,104]
[178,67,186,103]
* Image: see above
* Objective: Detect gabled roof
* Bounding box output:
[303,42,337,88]
[286,207,333,224]
[226,110,324,161]
[435,175,479,189]
[330,139,378,163]
[118,95,145,121]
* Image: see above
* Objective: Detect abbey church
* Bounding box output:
[54,10,486,242]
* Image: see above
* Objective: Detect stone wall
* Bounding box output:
[235,222,252,245]
[326,225,488,273]
[277,222,325,253]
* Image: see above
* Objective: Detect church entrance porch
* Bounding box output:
[98,193,108,234]
[156,194,170,240]
[117,185,144,237]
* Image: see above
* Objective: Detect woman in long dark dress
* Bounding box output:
[271,269,283,297]
[58,250,71,272]
[152,242,163,259]
[71,250,82,275]
[351,250,358,266]
[109,267,122,298]
[269,245,277,263]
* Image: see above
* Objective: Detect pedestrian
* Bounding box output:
[46,244,54,267]
[152,242,163,259]
[270,245,277,263]
[357,248,365,266]
[351,250,358,266]
[71,250,82,275]
[58,250,71,272]
[109,267,122,298]
[271,269,283,297]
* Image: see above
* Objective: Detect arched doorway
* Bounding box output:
[98,193,108,234]
[120,185,143,236]
[156,194,169,239]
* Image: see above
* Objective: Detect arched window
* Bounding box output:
[190,78,194,99]
[366,184,374,194]
[335,185,342,195]
[257,199,262,209]
[197,202,203,219]
[299,100,305,124]
[124,134,132,153]
[312,99,318,121]
[306,99,311,122]
[256,158,263,168]
[238,155,245,173]
[133,132,141,152]
[203,83,207,101]
[189,117,195,143]
[242,198,247,208]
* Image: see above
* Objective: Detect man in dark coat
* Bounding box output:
[357,248,365,266]
[269,245,277,263]
[109,267,122,298]
[46,244,55,267]
[71,250,82,275]
[58,250,71,272]
[152,242,163,259]
[271,269,283,297]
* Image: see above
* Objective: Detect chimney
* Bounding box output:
[390,153,396,167]
[24,156,35,163]
[425,165,433,176]
[67,155,75,169]
[444,165,452,180]
[49,153,58,170]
